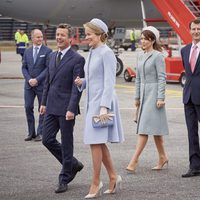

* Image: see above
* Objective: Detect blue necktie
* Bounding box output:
[56,52,62,67]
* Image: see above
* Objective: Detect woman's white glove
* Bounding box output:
[99,107,108,124]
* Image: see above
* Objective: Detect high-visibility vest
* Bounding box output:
[15,31,20,42]
[16,33,29,45]
[130,31,135,42]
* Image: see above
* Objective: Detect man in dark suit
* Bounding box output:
[22,29,52,142]
[181,18,200,177]
[40,24,85,193]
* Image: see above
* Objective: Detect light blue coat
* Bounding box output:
[79,44,124,144]
[135,50,169,135]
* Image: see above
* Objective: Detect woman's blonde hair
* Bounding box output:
[84,22,108,43]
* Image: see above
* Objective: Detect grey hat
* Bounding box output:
[142,26,160,41]
[90,18,108,33]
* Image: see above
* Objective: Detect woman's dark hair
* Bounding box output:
[141,30,162,52]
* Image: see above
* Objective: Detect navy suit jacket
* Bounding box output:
[22,45,52,91]
[41,48,85,116]
[181,44,200,105]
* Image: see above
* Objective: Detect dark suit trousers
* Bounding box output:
[184,98,200,170]
[42,114,79,184]
[24,87,44,136]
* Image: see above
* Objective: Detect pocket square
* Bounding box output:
[40,55,45,57]
[92,113,114,128]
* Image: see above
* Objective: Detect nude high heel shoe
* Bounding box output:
[126,161,138,173]
[104,175,122,194]
[152,160,169,170]
[85,182,103,199]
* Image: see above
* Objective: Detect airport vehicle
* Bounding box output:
[152,0,200,87]
[124,0,200,86]
[124,67,136,82]
[165,56,186,87]
[71,27,90,51]
[120,39,132,51]
[123,55,186,86]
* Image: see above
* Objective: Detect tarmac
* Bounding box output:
[0,50,200,200]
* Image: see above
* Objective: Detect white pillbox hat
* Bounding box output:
[90,18,108,33]
[142,26,160,41]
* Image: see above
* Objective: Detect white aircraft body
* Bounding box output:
[0,0,162,27]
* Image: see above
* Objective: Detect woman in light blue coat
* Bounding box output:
[126,26,169,173]
[75,18,124,198]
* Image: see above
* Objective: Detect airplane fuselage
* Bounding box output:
[0,0,162,28]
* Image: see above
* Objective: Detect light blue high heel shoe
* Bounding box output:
[85,181,103,199]
[103,175,122,194]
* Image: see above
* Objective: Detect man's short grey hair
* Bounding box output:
[31,29,43,38]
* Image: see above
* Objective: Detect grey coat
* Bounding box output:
[79,44,124,144]
[135,50,169,135]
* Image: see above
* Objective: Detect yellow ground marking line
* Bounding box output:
[115,84,182,97]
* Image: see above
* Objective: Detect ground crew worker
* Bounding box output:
[15,29,20,43]
[16,30,29,59]
[15,29,21,54]
[130,29,136,51]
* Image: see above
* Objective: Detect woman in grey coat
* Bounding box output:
[126,26,169,173]
[75,18,124,198]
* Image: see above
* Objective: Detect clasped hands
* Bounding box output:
[29,78,38,87]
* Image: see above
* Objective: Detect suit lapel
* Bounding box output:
[184,44,192,74]
[185,44,191,67]
[185,43,200,74]
[49,52,57,83]
[55,49,74,72]
[29,47,34,65]
[49,49,74,83]
[34,45,44,65]
[194,50,200,73]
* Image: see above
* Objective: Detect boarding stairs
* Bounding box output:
[151,0,200,44]
[184,0,200,17]
[151,0,200,85]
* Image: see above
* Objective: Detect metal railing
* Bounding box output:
[183,0,200,15]
[0,17,56,41]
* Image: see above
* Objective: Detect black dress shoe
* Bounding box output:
[24,135,36,141]
[68,161,84,183]
[55,183,68,193]
[182,169,200,178]
[34,135,42,142]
